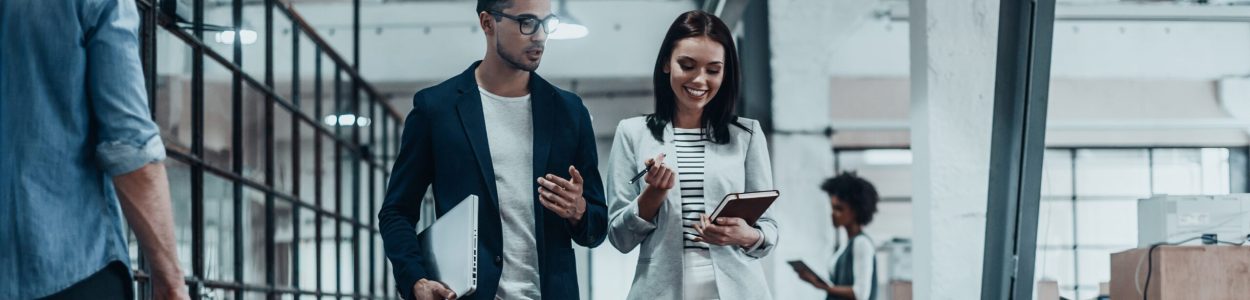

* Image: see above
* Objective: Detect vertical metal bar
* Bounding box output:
[334,67,343,300]
[1069,149,1079,298]
[264,0,277,298]
[352,0,361,71]
[587,248,594,300]
[142,0,157,119]
[1018,7,1057,298]
[980,0,1056,299]
[351,63,363,300]
[231,0,245,298]
[368,100,376,298]
[382,110,389,172]
[290,9,302,294]
[138,2,157,298]
[191,0,206,298]
[1148,148,1155,195]
[314,48,325,300]
[381,108,390,300]
[350,0,364,293]
[392,123,399,167]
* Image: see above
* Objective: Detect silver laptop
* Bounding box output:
[416,195,479,297]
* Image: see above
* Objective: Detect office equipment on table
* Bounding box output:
[1137,194,1249,247]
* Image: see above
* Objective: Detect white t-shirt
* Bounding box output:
[479,87,541,300]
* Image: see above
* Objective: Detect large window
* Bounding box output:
[1035,148,1235,299]
[132,0,401,299]
[832,147,1244,300]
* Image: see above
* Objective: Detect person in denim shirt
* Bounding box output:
[0,0,189,299]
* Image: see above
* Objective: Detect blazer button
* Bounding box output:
[494,255,502,265]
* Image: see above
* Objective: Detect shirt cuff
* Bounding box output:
[97,134,166,176]
[623,199,658,233]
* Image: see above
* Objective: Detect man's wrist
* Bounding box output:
[568,199,585,225]
[155,272,185,287]
[154,276,188,298]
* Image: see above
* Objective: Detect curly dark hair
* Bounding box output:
[819,171,879,225]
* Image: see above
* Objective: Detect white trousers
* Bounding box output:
[682,249,720,300]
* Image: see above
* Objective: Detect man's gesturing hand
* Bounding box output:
[537,165,588,226]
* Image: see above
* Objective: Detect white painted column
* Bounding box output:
[766,1,876,299]
[908,0,999,299]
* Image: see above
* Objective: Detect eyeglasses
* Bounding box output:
[487,10,560,35]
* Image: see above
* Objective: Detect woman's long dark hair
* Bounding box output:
[646,10,749,144]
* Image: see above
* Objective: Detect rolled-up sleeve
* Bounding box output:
[606,121,658,253]
[85,0,166,176]
[741,120,778,258]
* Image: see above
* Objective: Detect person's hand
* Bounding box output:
[538,166,588,226]
[694,215,761,248]
[152,280,190,300]
[797,270,830,290]
[412,279,457,300]
[642,153,674,193]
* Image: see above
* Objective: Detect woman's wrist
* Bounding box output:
[636,186,667,221]
[738,227,763,248]
[639,185,667,203]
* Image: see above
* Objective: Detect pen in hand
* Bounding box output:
[628,153,666,184]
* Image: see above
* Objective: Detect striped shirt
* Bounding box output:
[675,128,711,250]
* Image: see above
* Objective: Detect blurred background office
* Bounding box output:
[129,0,1249,299]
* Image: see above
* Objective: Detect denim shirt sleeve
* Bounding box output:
[85,0,165,176]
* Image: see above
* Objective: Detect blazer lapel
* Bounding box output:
[662,124,683,216]
[454,63,500,206]
[702,136,725,214]
[528,73,557,255]
[530,73,556,193]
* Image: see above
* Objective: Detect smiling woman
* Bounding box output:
[646,10,748,145]
[604,10,779,300]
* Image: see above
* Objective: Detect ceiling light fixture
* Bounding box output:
[549,0,588,40]
[215,29,258,45]
[323,114,372,127]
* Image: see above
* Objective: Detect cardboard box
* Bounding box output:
[888,280,911,300]
[1110,245,1250,300]
[1036,280,1059,300]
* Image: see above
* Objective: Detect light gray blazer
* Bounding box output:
[606,116,778,300]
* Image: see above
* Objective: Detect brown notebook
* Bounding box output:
[708,190,780,226]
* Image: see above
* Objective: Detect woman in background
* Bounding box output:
[799,172,881,300]
[605,10,778,300]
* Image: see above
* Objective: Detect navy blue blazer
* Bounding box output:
[379,61,608,300]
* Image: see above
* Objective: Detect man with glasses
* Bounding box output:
[379,0,607,299]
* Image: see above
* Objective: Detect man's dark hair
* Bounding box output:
[477,0,513,14]
[820,171,880,225]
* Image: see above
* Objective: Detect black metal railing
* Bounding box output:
[134,0,401,299]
